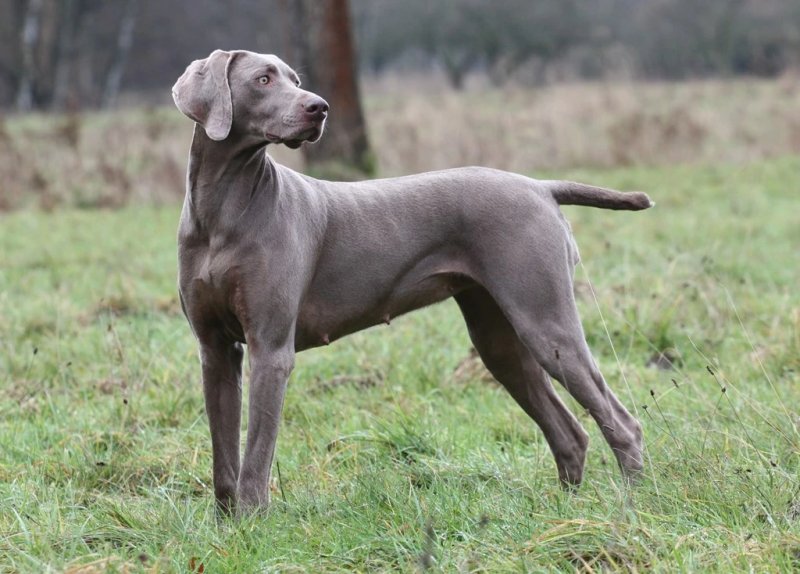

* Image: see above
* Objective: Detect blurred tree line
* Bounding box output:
[1,0,799,111]
[353,0,800,87]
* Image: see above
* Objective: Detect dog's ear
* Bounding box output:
[172,50,237,141]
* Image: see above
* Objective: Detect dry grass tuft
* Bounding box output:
[365,75,800,175]
[451,347,494,385]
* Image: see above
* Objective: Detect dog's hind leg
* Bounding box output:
[455,287,589,487]
[472,228,644,479]
[520,315,644,479]
[484,276,643,478]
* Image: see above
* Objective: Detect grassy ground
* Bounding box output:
[1,153,798,572]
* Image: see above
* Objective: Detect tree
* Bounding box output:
[51,0,81,109]
[8,0,141,111]
[15,0,43,110]
[351,0,587,89]
[281,0,373,179]
[101,0,139,107]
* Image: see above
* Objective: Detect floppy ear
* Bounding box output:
[172,50,236,141]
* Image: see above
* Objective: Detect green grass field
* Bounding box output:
[1,156,798,572]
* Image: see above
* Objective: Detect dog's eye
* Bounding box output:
[258,76,270,85]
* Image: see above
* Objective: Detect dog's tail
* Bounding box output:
[545,181,653,211]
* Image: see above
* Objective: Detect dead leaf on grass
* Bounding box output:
[646,349,681,371]
[451,348,494,384]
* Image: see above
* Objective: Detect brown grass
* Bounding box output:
[365,74,800,175]
[1,75,799,210]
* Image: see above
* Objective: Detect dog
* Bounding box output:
[172,50,650,513]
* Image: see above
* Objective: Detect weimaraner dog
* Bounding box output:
[172,50,651,514]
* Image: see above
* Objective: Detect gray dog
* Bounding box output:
[172,50,651,514]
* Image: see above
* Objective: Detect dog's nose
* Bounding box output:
[304,97,329,118]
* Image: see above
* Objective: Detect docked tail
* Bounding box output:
[545,180,653,211]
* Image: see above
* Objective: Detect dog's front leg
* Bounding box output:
[200,338,244,515]
[237,340,295,512]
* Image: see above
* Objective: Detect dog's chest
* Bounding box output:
[179,244,247,341]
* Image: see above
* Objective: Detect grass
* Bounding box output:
[1,150,798,571]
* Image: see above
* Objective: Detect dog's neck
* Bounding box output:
[183,124,277,235]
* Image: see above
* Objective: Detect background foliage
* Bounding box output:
[1,0,800,109]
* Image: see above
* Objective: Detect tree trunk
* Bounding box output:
[16,0,43,111]
[52,0,81,110]
[75,7,96,107]
[102,0,138,108]
[288,0,373,179]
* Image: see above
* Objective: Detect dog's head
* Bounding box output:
[172,50,328,148]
